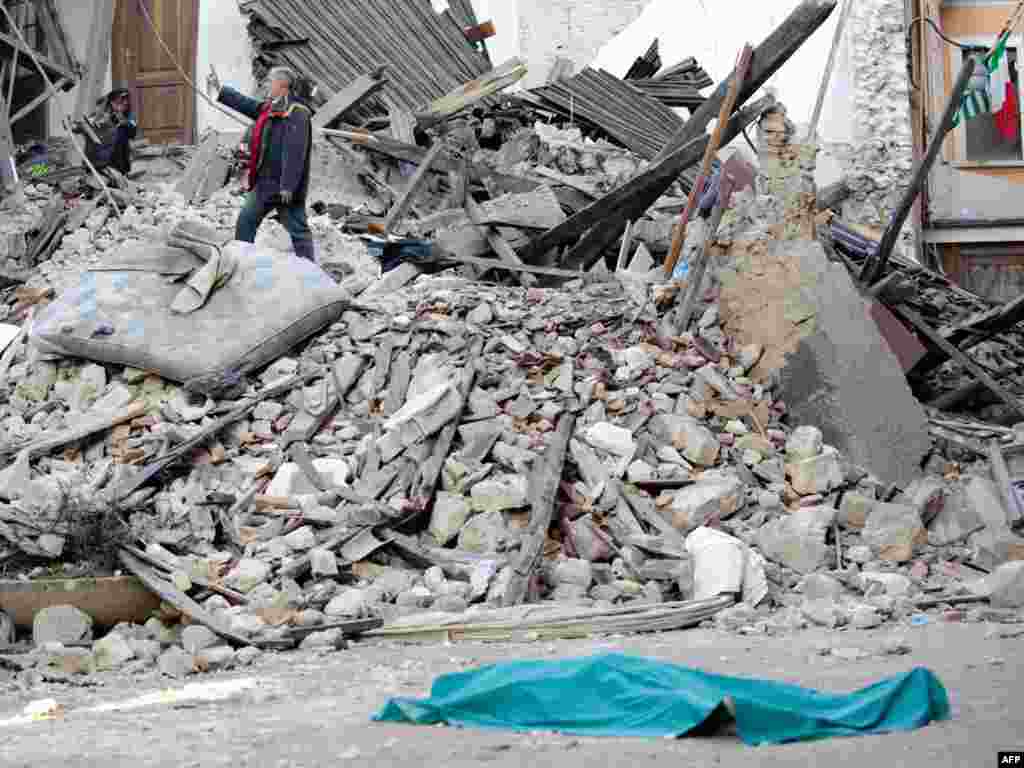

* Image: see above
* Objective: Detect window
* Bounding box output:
[953,40,1024,164]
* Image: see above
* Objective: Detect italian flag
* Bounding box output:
[989,34,1020,141]
[956,31,1019,140]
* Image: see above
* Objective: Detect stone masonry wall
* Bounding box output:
[516,0,653,88]
[836,0,916,249]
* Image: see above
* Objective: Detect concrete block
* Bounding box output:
[776,241,930,489]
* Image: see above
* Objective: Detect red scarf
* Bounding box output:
[246,104,274,191]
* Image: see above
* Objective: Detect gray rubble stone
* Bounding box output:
[300,629,343,649]
[669,475,745,532]
[458,510,518,554]
[309,548,339,578]
[988,561,1024,608]
[801,598,848,628]
[235,646,262,666]
[584,422,636,458]
[434,595,469,613]
[850,604,884,629]
[786,426,823,461]
[224,559,270,593]
[862,502,925,563]
[325,589,370,618]
[802,573,845,600]
[93,632,136,670]
[676,422,720,467]
[552,558,594,588]
[861,571,914,597]
[33,605,94,647]
[429,492,472,545]
[284,526,317,551]
[181,625,219,654]
[756,506,836,574]
[776,241,930,489]
[197,646,236,671]
[470,475,528,513]
[789,452,844,495]
[838,492,874,529]
[157,647,195,679]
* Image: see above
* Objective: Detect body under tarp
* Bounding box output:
[374,653,950,745]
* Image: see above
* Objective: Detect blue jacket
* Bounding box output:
[218,86,312,204]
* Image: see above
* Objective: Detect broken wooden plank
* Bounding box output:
[913,294,1024,377]
[313,69,387,130]
[504,412,576,607]
[1,401,146,460]
[894,304,1024,419]
[674,195,728,332]
[416,58,527,128]
[381,141,446,236]
[119,549,254,648]
[402,342,482,524]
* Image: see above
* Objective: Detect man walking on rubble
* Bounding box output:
[206,66,316,262]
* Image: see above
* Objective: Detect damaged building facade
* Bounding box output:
[907,0,1024,301]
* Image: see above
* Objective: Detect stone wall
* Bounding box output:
[516,0,653,88]
[831,0,916,251]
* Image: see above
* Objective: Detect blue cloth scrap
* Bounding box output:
[373,653,950,745]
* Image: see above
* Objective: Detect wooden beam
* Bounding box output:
[431,249,586,279]
[664,44,752,279]
[657,0,838,160]
[862,54,975,285]
[74,0,115,120]
[416,58,527,128]
[503,412,576,606]
[9,78,70,126]
[464,191,537,287]
[381,140,446,235]
[0,30,76,88]
[312,69,387,131]
[893,304,1024,419]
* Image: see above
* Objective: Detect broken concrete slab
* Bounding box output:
[750,241,931,488]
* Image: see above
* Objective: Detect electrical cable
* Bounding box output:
[0,2,122,217]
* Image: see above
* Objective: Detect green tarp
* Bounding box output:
[374,653,950,745]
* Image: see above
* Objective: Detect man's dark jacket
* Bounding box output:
[217,86,312,204]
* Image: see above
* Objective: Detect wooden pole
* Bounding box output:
[804,0,854,143]
[663,44,753,279]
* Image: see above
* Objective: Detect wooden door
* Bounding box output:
[112,0,199,145]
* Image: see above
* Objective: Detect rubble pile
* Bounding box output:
[0,0,1022,685]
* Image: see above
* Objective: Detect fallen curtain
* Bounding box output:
[373,653,950,745]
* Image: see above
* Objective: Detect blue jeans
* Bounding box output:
[236,192,315,262]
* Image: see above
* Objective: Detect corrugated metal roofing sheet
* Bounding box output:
[238,0,491,119]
